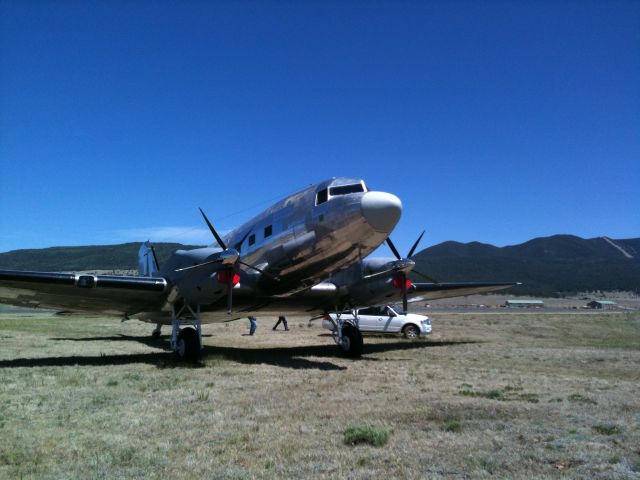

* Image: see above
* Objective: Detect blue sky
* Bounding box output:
[1,1,638,255]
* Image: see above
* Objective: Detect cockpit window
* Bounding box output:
[316,188,328,205]
[329,184,364,196]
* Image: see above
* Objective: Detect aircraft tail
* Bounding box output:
[138,241,160,277]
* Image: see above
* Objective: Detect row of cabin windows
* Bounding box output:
[245,183,366,246]
[247,224,273,247]
[316,183,365,206]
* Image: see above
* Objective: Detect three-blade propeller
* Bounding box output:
[175,208,278,314]
[384,231,438,313]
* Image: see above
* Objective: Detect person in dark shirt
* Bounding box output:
[272,315,289,331]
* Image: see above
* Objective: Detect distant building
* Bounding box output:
[586,300,617,310]
[505,299,545,308]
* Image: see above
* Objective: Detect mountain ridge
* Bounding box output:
[412,235,639,296]
[0,235,638,296]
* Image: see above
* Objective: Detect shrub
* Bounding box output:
[344,425,389,446]
[443,419,463,432]
[592,424,621,435]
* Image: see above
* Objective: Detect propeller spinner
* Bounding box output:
[385,231,438,313]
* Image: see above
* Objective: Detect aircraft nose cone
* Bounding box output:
[361,191,402,233]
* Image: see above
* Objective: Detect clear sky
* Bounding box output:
[1,1,638,255]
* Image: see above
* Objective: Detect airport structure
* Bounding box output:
[505,299,545,308]
[586,300,617,310]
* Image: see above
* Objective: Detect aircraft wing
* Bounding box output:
[407,282,521,302]
[0,270,169,315]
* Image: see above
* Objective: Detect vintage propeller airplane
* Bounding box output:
[0,177,517,361]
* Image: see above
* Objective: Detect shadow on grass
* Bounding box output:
[0,336,476,371]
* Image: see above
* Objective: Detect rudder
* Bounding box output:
[138,241,160,277]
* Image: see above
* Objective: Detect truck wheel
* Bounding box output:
[403,324,419,339]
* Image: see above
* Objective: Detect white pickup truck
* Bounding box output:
[322,304,431,338]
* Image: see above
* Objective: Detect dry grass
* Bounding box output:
[0,310,639,479]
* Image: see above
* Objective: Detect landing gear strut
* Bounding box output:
[170,303,202,362]
[328,308,364,358]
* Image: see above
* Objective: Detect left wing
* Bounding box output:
[0,270,169,315]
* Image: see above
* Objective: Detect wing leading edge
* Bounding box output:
[0,270,168,315]
[408,282,521,302]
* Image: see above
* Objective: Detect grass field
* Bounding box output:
[0,311,639,479]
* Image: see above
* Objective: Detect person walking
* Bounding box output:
[248,316,257,335]
[272,315,289,331]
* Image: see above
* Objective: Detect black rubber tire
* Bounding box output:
[177,327,201,362]
[403,324,419,339]
[338,324,363,358]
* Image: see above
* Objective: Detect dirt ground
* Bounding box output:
[0,309,638,479]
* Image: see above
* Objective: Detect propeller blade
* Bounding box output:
[237,261,280,281]
[401,273,408,313]
[233,229,253,252]
[199,207,227,250]
[411,269,439,283]
[175,258,224,272]
[386,237,402,260]
[226,267,233,314]
[407,230,425,258]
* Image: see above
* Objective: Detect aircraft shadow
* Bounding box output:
[0,335,476,371]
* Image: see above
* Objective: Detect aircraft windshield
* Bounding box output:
[329,184,364,196]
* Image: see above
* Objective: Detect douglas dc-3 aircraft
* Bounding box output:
[0,178,516,361]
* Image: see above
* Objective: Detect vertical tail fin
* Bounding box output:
[138,241,160,277]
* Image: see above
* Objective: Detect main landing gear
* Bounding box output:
[328,309,363,358]
[169,303,203,362]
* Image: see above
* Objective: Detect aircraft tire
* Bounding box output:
[339,324,363,358]
[403,324,419,339]
[177,327,200,362]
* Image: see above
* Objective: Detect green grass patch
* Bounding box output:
[443,419,463,432]
[592,424,622,435]
[459,387,539,403]
[344,425,389,447]
[567,393,597,405]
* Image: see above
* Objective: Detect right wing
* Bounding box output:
[0,270,169,315]
[408,282,521,302]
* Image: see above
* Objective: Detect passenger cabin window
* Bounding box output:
[248,234,256,246]
[316,188,328,205]
[264,225,272,238]
[328,184,364,196]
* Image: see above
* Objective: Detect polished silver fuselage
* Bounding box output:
[140,178,402,323]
